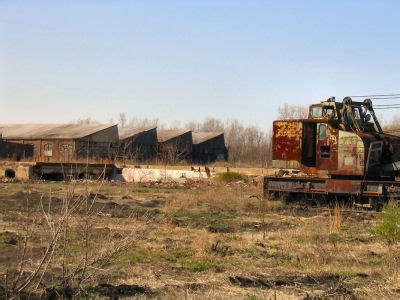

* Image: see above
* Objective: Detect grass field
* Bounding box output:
[0,179,399,298]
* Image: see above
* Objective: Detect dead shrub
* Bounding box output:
[4,180,140,298]
[329,203,343,235]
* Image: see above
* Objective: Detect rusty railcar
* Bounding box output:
[264,97,400,209]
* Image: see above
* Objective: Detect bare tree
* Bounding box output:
[169,120,181,130]
[184,118,272,167]
[75,118,100,125]
[185,117,224,132]
[278,103,308,119]
[128,117,159,128]
[119,113,127,128]
[158,141,190,165]
[383,115,400,132]
[115,140,144,164]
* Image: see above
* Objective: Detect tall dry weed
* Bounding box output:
[192,229,213,260]
[163,196,191,216]
[329,203,342,234]
[163,186,252,216]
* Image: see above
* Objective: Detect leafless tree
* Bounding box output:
[169,120,181,130]
[128,117,159,129]
[184,118,272,167]
[158,141,190,165]
[115,140,145,164]
[119,113,127,128]
[74,118,100,125]
[383,115,400,132]
[278,103,308,119]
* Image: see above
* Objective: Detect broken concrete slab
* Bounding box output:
[121,168,213,183]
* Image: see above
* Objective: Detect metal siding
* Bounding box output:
[273,121,302,162]
[337,130,364,175]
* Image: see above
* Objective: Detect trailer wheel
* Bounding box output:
[279,192,290,203]
[372,198,384,212]
[267,192,279,201]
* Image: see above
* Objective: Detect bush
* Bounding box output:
[187,261,214,271]
[372,201,400,245]
[217,172,249,183]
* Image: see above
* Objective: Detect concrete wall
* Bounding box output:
[0,162,33,180]
[122,167,210,183]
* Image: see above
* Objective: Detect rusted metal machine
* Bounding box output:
[264,97,400,209]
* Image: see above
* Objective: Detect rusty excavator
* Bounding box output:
[264,97,400,210]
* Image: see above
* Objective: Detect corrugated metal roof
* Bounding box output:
[118,127,156,140]
[0,124,117,139]
[192,132,224,144]
[157,130,191,143]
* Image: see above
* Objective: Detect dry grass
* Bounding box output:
[329,203,343,234]
[0,180,399,298]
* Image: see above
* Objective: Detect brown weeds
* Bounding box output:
[329,203,343,234]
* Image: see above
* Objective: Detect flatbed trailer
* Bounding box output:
[264,176,400,210]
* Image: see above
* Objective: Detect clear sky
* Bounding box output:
[1,0,400,129]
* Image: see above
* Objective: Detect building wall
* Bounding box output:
[158,132,193,163]
[6,139,76,162]
[85,125,119,143]
[5,127,119,163]
[0,140,34,161]
[75,126,119,160]
[118,128,158,162]
[192,135,228,164]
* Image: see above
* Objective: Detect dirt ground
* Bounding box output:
[0,179,399,299]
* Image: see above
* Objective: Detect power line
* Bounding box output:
[374,107,400,109]
[384,129,400,133]
[350,94,400,98]
[369,97,400,100]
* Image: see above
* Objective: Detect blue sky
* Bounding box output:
[1,1,400,129]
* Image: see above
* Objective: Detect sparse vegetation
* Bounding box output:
[372,201,400,244]
[217,171,249,183]
[0,180,399,298]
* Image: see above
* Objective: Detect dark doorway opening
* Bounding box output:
[41,173,64,181]
[301,122,317,167]
[5,169,16,178]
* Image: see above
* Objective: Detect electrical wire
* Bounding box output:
[368,97,400,100]
[375,107,400,109]
[350,94,400,98]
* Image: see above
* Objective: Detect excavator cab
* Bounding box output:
[309,98,382,134]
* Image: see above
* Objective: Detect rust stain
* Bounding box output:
[273,121,302,162]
